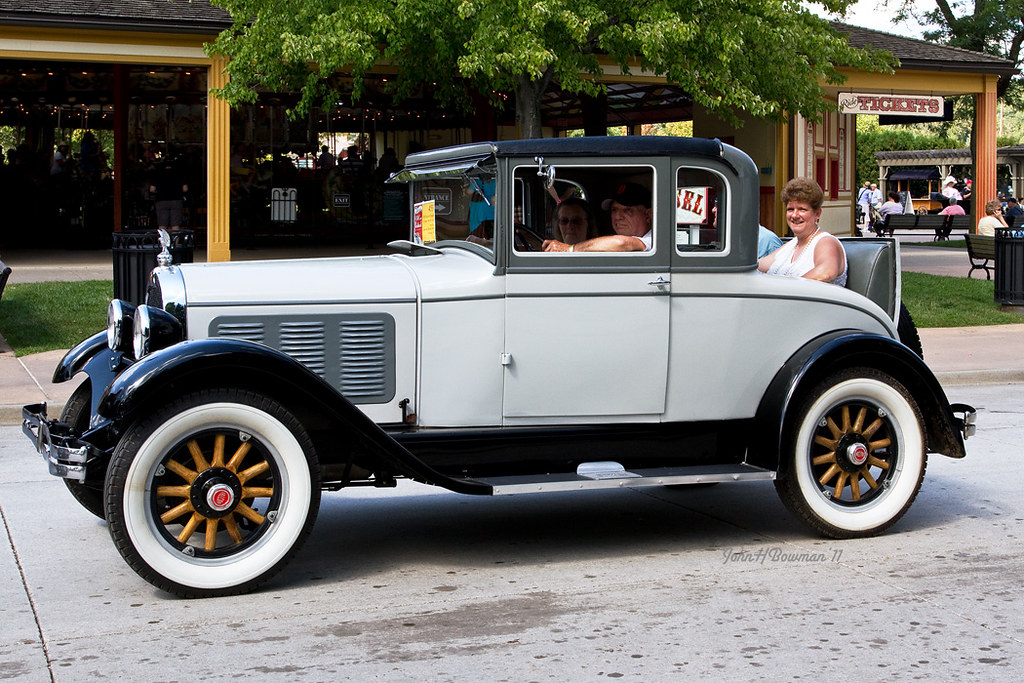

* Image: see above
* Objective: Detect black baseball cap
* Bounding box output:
[602,182,651,210]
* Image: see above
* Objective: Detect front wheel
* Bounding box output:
[61,382,106,520]
[775,369,926,539]
[104,389,321,597]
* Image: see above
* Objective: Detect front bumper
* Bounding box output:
[22,403,95,481]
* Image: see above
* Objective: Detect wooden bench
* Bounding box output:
[0,259,11,304]
[965,234,995,279]
[875,213,957,240]
[874,213,917,237]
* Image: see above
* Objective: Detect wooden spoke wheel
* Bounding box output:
[775,369,926,539]
[150,429,279,556]
[105,390,320,598]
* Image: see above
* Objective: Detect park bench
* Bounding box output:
[874,213,917,237]
[965,233,995,279]
[0,259,11,305]
[947,214,972,236]
[875,213,958,240]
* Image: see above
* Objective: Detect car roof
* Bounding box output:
[404,136,726,168]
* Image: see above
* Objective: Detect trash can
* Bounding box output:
[994,228,1024,309]
[112,230,194,305]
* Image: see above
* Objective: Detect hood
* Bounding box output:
[177,254,418,306]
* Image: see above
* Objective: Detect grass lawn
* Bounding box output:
[0,274,1020,356]
[918,239,966,249]
[902,271,1023,327]
[0,280,111,356]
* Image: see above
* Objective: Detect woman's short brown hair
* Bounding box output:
[781,177,824,212]
[985,199,1003,216]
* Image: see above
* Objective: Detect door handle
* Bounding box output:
[648,276,670,288]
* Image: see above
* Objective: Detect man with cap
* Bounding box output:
[1005,197,1022,219]
[543,182,653,252]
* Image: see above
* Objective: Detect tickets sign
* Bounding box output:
[839,93,944,117]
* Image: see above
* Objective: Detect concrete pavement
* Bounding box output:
[1,237,1023,426]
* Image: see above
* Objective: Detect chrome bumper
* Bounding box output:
[21,403,91,481]
[950,403,977,440]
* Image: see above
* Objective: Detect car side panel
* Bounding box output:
[664,270,895,422]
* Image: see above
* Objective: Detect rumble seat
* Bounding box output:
[841,238,896,319]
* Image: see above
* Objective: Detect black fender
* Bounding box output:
[98,338,489,495]
[749,330,967,473]
[52,331,127,425]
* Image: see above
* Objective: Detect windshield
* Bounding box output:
[399,157,497,251]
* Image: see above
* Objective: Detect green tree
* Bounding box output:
[891,0,1023,99]
[208,0,894,138]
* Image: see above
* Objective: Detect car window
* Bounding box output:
[511,164,655,255]
[675,167,727,253]
[408,169,496,251]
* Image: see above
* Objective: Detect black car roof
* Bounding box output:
[404,136,726,168]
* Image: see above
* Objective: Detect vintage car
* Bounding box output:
[23,137,975,598]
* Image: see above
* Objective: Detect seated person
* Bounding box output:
[758,225,783,259]
[938,197,965,216]
[977,199,1008,236]
[759,177,847,286]
[553,197,597,245]
[543,183,652,252]
[877,191,904,219]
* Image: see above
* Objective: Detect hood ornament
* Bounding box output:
[156,229,173,267]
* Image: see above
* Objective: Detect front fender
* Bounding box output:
[52,330,126,425]
[98,338,489,495]
[750,331,968,472]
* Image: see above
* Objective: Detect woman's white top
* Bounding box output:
[766,231,848,287]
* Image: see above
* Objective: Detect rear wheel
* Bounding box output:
[61,382,106,520]
[896,302,923,358]
[775,368,926,538]
[104,389,321,597]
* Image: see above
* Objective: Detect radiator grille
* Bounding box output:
[210,314,395,404]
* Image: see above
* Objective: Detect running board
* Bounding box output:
[475,463,775,496]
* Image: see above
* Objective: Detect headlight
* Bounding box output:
[132,305,183,360]
[107,300,136,352]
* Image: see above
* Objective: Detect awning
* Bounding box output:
[888,168,940,181]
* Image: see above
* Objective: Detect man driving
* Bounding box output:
[543,182,652,252]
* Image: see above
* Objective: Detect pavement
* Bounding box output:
[1,234,1023,426]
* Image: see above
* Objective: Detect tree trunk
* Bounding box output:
[515,68,553,139]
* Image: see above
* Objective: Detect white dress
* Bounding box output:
[766,231,848,287]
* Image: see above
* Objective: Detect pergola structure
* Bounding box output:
[0,1,1016,258]
[876,145,1024,200]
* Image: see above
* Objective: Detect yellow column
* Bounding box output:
[206,55,232,261]
[975,75,999,234]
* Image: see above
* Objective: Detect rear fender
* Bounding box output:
[749,331,968,472]
[98,338,489,495]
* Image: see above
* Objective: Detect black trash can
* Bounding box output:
[994,228,1024,308]
[112,230,194,304]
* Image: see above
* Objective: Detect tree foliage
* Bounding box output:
[208,0,894,137]
[891,0,1023,99]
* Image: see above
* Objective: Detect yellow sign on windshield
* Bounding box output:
[414,200,436,244]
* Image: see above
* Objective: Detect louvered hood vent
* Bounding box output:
[210,314,396,404]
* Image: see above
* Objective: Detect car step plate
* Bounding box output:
[477,463,774,496]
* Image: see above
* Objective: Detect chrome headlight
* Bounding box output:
[106,300,136,353]
[132,305,183,360]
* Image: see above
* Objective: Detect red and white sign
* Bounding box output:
[839,93,944,117]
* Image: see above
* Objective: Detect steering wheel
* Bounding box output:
[513,224,545,252]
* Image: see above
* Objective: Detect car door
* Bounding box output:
[501,160,671,422]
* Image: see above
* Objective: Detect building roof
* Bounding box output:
[834,21,1016,75]
[0,0,231,34]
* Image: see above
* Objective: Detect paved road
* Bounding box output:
[1,382,1020,680]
